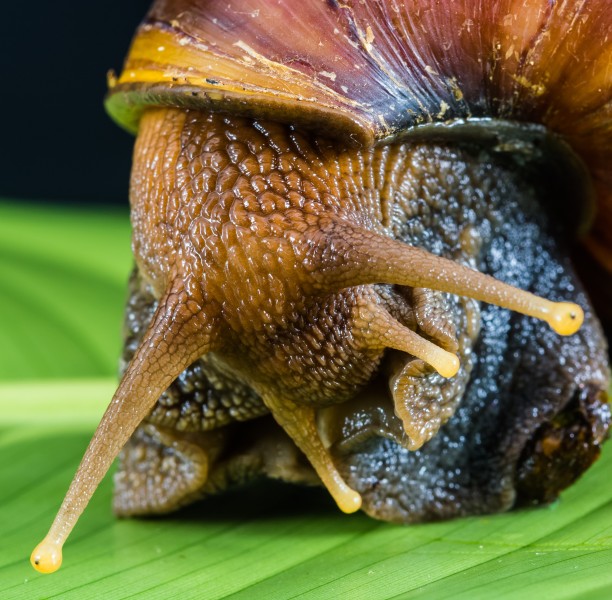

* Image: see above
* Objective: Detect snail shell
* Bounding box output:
[32,0,610,574]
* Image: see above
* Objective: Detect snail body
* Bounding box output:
[32,0,611,574]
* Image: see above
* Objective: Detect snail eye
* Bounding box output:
[30,539,62,575]
[31,279,218,574]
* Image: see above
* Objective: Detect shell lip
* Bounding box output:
[105,80,583,150]
[105,80,564,146]
[104,81,374,146]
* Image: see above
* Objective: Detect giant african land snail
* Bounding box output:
[31,0,611,574]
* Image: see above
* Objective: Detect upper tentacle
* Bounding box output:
[305,218,584,336]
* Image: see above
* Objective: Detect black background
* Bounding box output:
[1,0,152,206]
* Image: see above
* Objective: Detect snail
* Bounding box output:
[31,0,611,574]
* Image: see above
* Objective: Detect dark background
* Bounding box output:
[1,0,152,206]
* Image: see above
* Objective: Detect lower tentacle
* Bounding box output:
[353,298,460,378]
[262,394,362,514]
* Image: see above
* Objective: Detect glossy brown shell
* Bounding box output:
[106,0,612,271]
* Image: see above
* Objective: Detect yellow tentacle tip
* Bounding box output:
[433,352,460,379]
[31,538,62,574]
[336,489,363,514]
[546,302,584,336]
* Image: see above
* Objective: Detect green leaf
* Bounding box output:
[0,201,132,380]
[0,199,611,599]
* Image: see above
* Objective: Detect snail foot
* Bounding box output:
[113,424,211,516]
